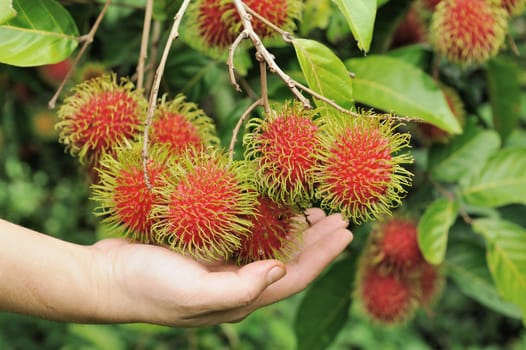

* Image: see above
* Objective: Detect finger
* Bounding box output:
[301,213,349,247]
[186,260,286,313]
[303,208,326,225]
[91,238,130,252]
[256,227,353,307]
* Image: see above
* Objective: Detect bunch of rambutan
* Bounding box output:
[354,215,445,324]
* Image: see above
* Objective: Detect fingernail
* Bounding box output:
[266,265,285,285]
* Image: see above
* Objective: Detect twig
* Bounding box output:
[136,0,154,90]
[48,0,112,108]
[259,61,270,113]
[228,30,249,92]
[144,20,163,96]
[232,0,311,108]
[431,179,473,225]
[229,98,263,161]
[292,80,360,117]
[142,0,192,189]
[507,34,520,56]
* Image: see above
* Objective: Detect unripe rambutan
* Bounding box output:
[151,148,258,262]
[234,195,305,264]
[243,101,321,208]
[429,0,508,65]
[368,216,425,271]
[314,114,413,223]
[91,141,171,243]
[150,94,220,154]
[184,0,302,55]
[56,73,147,165]
[501,0,526,16]
[31,109,58,141]
[356,263,418,324]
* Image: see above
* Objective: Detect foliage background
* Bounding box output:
[1,0,526,349]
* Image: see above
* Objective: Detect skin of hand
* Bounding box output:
[0,208,352,326]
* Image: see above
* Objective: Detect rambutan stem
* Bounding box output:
[228,30,249,92]
[136,0,154,90]
[232,0,312,108]
[229,98,263,162]
[242,2,294,43]
[259,61,270,113]
[48,0,112,109]
[142,0,192,189]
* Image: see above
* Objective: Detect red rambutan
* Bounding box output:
[369,216,425,271]
[56,73,147,165]
[429,0,508,65]
[315,114,413,223]
[91,141,171,243]
[391,7,428,49]
[150,94,219,154]
[234,195,305,264]
[243,101,321,208]
[37,58,73,87]
[184,0,302,55]
[356,263,418,324]
[151,149,258,261]
[418,262,444,307]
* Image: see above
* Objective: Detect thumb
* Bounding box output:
[195,260,286,311]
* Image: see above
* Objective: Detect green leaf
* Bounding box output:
[460,148,526,207]
[486,57,522,142]
[292,38,354,110]
[428,119,501,182]
[472,218,526,323]
[332,0,377,52]
[299,0,332,36]
[418,197,458,265]
[0,0,17,24]
[446,238,522,319]
[0,0,79,67]
[345,55,462,134]
[294,254,356,350]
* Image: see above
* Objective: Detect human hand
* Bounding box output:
[89,208,352,327]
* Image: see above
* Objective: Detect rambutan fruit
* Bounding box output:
[368,216,425,272]
[37,58,73,87]
[243,101,321,208]
[423,0,442,10]
[31,109,59,141]
[150,94,220,154]
[314,114,413,223]
[184,0,302,55]
[56,73,147,165]
[429,0,508,65]
[501,0,526,16]
[151,148,258,262]
[234,195,305,264]
[90,140,171,243]
[391,6,428,49]
[417,83,465,144]
[417,262,445,308]
[356,263,418,324]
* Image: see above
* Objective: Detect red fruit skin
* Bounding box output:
[390,7,427,49]
[357,264,417,324]
[371,217,424,272]
[38,58,73,87]
[418,262,444,308]
[235,195,302,264]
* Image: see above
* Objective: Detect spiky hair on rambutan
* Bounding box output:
[367,215,425,272]
[429,0,508,65]
[314,113,413,224]
[234,195,306,265]
[56,73,147,165]
[243,101,322,208]
[151,148,258,262]
[355,260,419,324]
[501,0,526,16]
[90,140,172,243]
[91,141,172,243]
[183,0,303,58]
[150,94,220,154]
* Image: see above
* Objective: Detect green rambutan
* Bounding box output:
[356,263,418,324]
[90,140,171,243]
[429,0,508,65]
[243,101,321,208]
[151,148,258,262]
[314,114,413,223]
[150,94,219,154]
[234,195,305,264]
[369,216,425,271]
[56,73,147,165]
